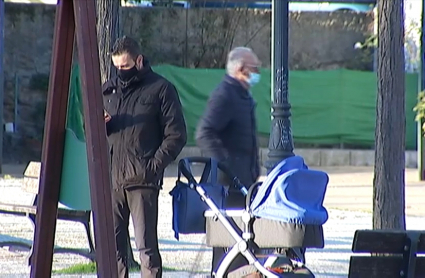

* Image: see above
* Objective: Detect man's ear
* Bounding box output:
[240,65,249,77]
[136,55,144,70]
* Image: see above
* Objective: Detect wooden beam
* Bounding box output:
[73,0,118,277]
[30,0,75,277]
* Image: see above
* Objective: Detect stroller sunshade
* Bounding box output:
[250,156,329,225]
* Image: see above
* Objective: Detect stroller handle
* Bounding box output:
[177,157,248,194]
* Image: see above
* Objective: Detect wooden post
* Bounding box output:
[30,1,75,277]
[31,0,118,277]
[73,0,118,277]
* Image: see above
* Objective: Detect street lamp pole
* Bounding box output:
[0,0,5,174]
[264,0,294,174]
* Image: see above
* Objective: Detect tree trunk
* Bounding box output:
[373,0,406,230]
[96,0,119,85]
[95,0,140,270]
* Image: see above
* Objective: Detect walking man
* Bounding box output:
[195,46,261,276]
[103,36,187,278]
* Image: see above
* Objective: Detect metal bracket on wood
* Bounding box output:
[401,231,421,278]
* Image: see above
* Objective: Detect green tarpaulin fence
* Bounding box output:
[67,64,419,150]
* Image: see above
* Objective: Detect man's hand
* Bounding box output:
[104,110,111,123]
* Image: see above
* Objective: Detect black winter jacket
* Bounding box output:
[195,74,260,189]
[102,62,187,189]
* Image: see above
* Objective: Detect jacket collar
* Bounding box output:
[223,74,251,98]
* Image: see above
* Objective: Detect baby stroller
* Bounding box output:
[170,155,329,277]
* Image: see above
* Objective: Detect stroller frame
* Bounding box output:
[177,157,307,278]
[194,183,283,277]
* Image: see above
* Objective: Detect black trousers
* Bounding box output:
[112,186,162,278]
[211,191,249,277]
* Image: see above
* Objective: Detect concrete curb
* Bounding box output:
[175,147,418,168]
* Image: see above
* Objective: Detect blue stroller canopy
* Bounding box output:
[250,155,329,225]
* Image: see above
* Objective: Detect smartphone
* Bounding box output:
[104,109,111,122]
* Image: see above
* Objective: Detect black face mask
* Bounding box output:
[117,66,138,82]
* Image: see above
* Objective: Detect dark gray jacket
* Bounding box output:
[195,74,260,189]
[102,61,187,189]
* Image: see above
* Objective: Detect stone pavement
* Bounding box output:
[0,164,424,278]
[319,166,425,217]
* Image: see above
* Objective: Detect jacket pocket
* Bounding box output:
[124,152,158,186]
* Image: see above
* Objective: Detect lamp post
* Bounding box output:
[264,0,294,174]
[0,0,5,174]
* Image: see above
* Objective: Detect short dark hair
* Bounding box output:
[111,36,141,60]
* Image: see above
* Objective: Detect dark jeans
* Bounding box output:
[112,187,162,278]
[211,191,249,277]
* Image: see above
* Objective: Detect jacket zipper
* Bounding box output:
[116,92,125,188]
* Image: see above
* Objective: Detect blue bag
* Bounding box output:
[169,157,228,240]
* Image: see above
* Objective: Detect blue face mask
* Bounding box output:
[247,72,261,87]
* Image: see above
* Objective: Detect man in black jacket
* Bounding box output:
[102,36,187,278]
[195,46,261,276]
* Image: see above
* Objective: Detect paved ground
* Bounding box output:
[0,164,424,278]
[319,166,425,217]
